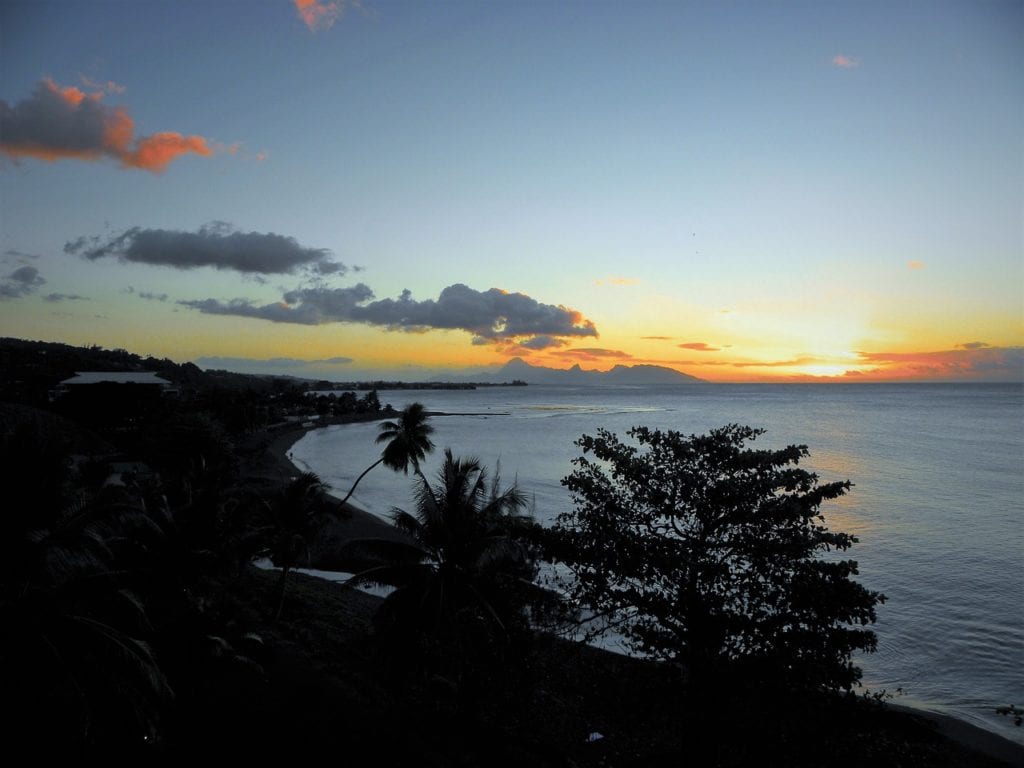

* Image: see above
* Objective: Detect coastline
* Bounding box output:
[253,418,1024,765]
[238,415,410,564]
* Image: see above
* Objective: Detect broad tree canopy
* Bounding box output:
[549,424,884,693]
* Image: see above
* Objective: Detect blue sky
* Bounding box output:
[1,0,1021,381]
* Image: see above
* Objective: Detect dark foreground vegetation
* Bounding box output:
[0,338,1019,765]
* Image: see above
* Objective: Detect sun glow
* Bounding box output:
[798,364,858,378]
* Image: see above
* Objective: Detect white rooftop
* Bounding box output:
[61,371,173,386]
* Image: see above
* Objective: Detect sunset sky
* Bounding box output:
[1,0,1021,382]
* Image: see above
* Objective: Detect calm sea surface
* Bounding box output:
[291,383,1024,742]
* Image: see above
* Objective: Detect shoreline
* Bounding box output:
[238,415,410,560]
[251,417,1024,765]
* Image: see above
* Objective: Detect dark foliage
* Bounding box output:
[0,421,172,749]
[344,449,549,699]
[549,424,885,696]
[259,472,330,620]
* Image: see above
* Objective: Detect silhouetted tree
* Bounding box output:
[549,424,884,698]
[262,472,329,621]
[337,402,435,507]
[344,449,544,690]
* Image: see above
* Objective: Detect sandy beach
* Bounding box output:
[236,416,410,569]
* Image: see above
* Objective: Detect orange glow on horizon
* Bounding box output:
[514,344,1022,383]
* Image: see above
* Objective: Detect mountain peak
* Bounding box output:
[494,359,705,385]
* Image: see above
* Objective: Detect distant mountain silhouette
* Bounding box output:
[492,357,705,385]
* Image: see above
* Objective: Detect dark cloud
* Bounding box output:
[517,335,568,350]
[958,341,990,350]
[640,335,673,340]
[138,291,168,302]
[43,292,88,302]
[66,221,344,275]
[181,284,375,325]
[0,265,46,299]
[181,282,598,347]
[348,284,597,342]
[0,78,214,172]
[678,342,721,352]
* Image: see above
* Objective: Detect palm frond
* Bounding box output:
[391,509,424,540]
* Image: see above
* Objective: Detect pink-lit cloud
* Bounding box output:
[832,54,861,69]
[907,260,926,270]
[594,276,640,287]
[0,78,217,172]
[294,0,344,32]
[678,342,721,352]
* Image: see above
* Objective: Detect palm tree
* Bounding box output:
[262,472,329,621]
[343,449,546,683]
[337,402,435,507]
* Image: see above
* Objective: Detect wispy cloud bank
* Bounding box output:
[832,54,861,69]
[2,249,41,265]
[66,222,345,275]
[856,346,1023,381]
[79,75,126,95]
[43,292,88,302]
[182,282,598,348]
[594,276,640,287]
[551,348,633,362]
[0,266,45,299]
[0,78,218,172]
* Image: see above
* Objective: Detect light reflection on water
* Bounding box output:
[293,383,1023,744]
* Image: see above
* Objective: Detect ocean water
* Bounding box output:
[290,383,1024,742]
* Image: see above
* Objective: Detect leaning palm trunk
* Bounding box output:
[337,457,385,507]
[273,564,291,622]
[337,403,435,509]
